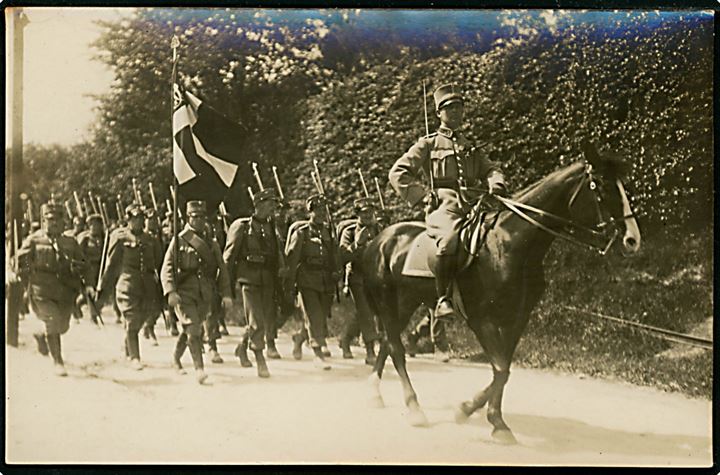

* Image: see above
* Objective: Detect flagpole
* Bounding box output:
[171,35,180,283]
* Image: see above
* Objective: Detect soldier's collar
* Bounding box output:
[437,126,455,138]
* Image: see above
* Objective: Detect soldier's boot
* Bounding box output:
[33,332,49,356]
[339,337,353,359]
[145,324,159,347]
[254,350,270,378]
[219,319,230,336]
[312,347,331,371]
[406,331,419,357]
[364,342,377,366]
[46,334,67,377]
[266,339,282,359]
[234,338,253,368]
[292,333,304,360]
[169,317,180,337]
[433,254,457,321]
[208,342,224,364]
[127,330,143,370]
[173,334,188,375]
[188,335,207,384]
[321,345,332,358]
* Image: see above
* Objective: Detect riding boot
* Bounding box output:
[46,334,67,376]
[254,350,270,378]
[173,333,188,374]
[127,329,143,370]
[434,254,457,320]
[266,339,282,359]
[208,340,224,364]
[34,332,49,356]
[339,337,353,359]
[234,337,253,368]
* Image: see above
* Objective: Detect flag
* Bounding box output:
[172,85,249,211]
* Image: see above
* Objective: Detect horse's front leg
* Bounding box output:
[387,331,428,426]
[458,317,517,443]
[367,338,390,408]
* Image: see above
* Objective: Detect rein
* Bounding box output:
[462,163,635,256]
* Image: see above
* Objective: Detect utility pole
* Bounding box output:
[7,8,29,347]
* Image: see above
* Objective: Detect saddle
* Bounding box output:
[401,210,499,278]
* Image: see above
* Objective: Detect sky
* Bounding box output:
[6,7,129,146]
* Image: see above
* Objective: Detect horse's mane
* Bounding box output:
[511,162,584,203]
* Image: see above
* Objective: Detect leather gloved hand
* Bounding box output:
[167,291,182,308]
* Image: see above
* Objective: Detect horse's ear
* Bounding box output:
[581,139,601,167]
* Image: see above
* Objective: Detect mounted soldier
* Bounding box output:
[388,83,508,321]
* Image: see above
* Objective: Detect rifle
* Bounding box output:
[374,177,386,211]
[132,178,144,207]
[88,191,100,214]
[312,159,341,302]
[218,202,229,233]
[64,200,74,221]
[252,162,265,190]
[73,191,85,218]
[247,187,255,201]
[115,201,124,223]
[271,166,285,202]
[357,169,370,198]
[422,80,435,195]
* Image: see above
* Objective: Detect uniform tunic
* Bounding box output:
[77,229,105,286]
[160,224,231,336]
[339,220,381,344]
[17,230,86,334]
[224,216,283,350]
[389,126,500,255]
[285,221,339,348]
[99,227,162,329]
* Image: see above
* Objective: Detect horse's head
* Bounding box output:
[569,140,641,254]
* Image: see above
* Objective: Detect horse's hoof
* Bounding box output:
[407,408,429,427]
[454,403,472,424]
[367,395,385,409]
[491,428,517,445]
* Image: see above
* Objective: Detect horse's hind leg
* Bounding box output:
[387,330,428,427]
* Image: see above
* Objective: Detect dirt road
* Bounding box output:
[6,314,711,466]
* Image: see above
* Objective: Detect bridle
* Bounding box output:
[463,161,637,256]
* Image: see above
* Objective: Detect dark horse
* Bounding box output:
[359,141,641,443]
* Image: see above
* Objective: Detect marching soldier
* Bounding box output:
[204,215,227,364]
[160,209,180,336]
[338,197,381,365]
[140,208,165,346]
[160,200,232,385]
[97,203,163,370]
[76,213,105,324]
[285,195,340,370]
[223,188,283,377]
[15,202,89,376]
[388,83,508,321]
[63,215,85,240]
[266,201,293,357]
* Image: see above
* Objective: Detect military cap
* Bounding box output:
[433,83,463,111]
[41,202,63,219]
[85,213,103,225]
[186,200,207,217]
[125,203,144,218]
[306,194,326,212]
[354,197,375,212]
[253,188,280,205]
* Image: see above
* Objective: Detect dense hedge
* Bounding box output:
[294,14,713,229]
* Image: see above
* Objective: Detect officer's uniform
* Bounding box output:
[224,188,283,376]
[285,195,340,367]
[389,83,506,320]
[160,200,231,383]
[338,197,381,364]
[98,204,162,368]
[16,202,86,375]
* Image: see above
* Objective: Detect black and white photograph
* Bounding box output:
[4,5,714,466]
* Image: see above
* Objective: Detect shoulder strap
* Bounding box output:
[179,228,214,264]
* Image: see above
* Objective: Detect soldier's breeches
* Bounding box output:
[175,300,210,337]
[297,287,332,348]
[241,284,275,351]
[116,292,160,327]
[29,295,73,335]
[426,194,464,256]
[347,282,380,344]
